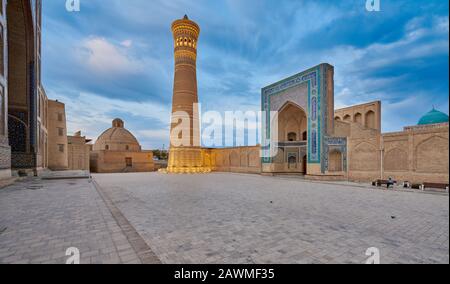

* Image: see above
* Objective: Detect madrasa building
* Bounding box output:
[0,1,71,182]
[166,15,449,184]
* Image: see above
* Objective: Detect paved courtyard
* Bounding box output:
[0,178,154,264]
[0,173,449,264]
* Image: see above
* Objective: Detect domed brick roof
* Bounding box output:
[93,119,142,152]
[418,108,449,126]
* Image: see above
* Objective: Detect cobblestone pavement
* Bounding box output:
[0,178,146,264]
[1,173,448,264]
[93,173,449,264]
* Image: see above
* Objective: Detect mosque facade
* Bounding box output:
[166,16,449,184]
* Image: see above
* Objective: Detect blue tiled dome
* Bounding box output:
[418,108,449,125]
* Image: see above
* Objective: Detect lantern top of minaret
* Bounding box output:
[172,14,200,35]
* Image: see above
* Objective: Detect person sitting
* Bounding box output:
[387,177,395,189]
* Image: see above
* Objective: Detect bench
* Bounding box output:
[411,184,422,190]
[373,179,397,188]
[421,183,449,193]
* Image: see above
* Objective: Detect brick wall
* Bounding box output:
[47,100,68,170]
[209,146,261,174]
[90,150,154,173]
[67,134,90,171]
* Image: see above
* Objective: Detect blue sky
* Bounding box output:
[42,0,449,149]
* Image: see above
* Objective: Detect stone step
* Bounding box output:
[40,170,91,180]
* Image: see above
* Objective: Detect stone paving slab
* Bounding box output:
[40,170,91,180]
[93,172,449,264]
[92,180,161,264]
[270,174,448,196]
[1,173,448,264]
[0,178,141,264]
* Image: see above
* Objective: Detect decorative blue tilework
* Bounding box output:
[261,65,325,165]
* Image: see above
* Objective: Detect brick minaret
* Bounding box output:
[167,15,210,173]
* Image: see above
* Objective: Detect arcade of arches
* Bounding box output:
[334,102,380,131]
[332,100,448,183]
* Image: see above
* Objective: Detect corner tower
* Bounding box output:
[168,15,210,173]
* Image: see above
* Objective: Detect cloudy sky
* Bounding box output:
[42,0,449,149]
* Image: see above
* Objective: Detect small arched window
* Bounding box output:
[302,131,307,141]
[343,115,352,122]
[354,113,363,124]
[365,110,376,129]
[288,132,297,142]
[105,145,109,150]
[126,145,129,151]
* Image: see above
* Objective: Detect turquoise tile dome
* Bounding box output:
[418,108,449,125]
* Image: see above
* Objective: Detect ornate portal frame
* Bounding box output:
[261,63,344,175]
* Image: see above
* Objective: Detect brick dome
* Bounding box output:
[93,119,141,151]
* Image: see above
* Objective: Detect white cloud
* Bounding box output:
[80,37,143,75]
[121,39,133,48]
[322,16,449,108]
[43,1,449,146]
[48,90,171,148]
[433,16,449,33]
